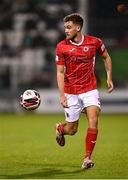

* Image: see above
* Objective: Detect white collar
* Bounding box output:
[69,35,84,46]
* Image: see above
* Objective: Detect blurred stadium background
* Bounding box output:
[0,0,128,113]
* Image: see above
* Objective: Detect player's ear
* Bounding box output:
[76,25,81,32]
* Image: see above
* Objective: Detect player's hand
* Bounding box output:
[107,79,114,93]
[60,95,68,108]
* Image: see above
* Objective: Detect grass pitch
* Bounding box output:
[0,113,128,179]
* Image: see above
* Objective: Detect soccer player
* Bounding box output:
[55,13,114,169]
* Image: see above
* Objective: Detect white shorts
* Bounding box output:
[64,89,101,122]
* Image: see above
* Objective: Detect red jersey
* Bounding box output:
[56,35,106,94]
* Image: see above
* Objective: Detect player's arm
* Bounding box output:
[102,50,114,93]
[57,65,68,107]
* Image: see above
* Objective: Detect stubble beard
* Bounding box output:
[66,33,77,42]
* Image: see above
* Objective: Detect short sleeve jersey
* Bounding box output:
[56,35,106,94]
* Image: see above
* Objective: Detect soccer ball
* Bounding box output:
[20,89,41,110]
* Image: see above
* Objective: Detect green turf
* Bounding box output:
[0,113,128,179]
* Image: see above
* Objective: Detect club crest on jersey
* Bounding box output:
[83,46,89,52]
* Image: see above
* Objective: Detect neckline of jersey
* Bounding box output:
[69,35,84,46]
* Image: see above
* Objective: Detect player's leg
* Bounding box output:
[56,94,81,146]
[56,121,78,146]
[81,105,100,169]
[57,121,79,135]
[80,89,100,169]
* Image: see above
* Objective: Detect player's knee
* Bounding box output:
[89,116,98,128]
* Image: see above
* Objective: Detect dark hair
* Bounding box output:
[63,13,84,30]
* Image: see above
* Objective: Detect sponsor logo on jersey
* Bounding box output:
[70,56,91,63]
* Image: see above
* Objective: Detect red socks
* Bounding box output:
[85,128,98,158]
[58,125,98,158]
[58,123,65,135]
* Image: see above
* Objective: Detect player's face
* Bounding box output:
[64,21,80,40]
